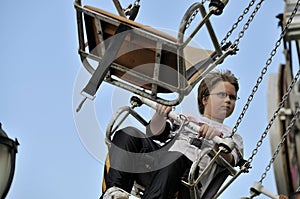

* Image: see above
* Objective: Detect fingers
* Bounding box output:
[156,104,172,117]
[279,195,288,199]
[197,124,221,140]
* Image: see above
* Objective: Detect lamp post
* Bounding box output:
[0,123,19,199]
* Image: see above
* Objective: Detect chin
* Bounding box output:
[226,112,233,118]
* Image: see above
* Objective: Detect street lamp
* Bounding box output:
[0,122,19,199]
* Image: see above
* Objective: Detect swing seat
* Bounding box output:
[74,0,234,106]
[83,5,186,93]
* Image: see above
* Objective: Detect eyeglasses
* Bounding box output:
[209,92,239,101]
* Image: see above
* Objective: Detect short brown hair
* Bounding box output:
[197,69,239,114]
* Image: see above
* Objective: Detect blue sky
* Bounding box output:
[0,0,292,198]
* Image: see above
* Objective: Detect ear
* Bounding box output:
[202,96,208,106]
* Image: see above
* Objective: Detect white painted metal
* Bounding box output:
[267,70,290,196]
[284,0,300,40]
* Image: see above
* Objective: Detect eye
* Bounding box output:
[209,92,239,101]
[230,95,236,100]
[229,94,239,101]
[217,92,227,98]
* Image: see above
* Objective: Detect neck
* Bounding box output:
[203,113,224,123]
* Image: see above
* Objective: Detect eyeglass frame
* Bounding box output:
[207,92,240,101]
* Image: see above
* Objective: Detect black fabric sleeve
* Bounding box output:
[146,121,172,143]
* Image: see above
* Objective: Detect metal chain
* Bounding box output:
[259,104,300,184]
[232,0,264,47]
[186,0,260,46]
[247,68,300,165]
[184,0,207,29]
[185,9,200,29]
[201,0,207,4]
[220,0,256,46]
[134,0,140,5]
[230,0,300,138]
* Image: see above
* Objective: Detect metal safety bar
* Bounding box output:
[105,105,148,147]
[137,96,233,148]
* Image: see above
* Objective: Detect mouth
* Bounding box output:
[221,106,231,112]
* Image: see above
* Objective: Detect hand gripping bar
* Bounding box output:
[132,96,235,152]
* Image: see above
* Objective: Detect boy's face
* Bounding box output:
[202,81,237,123]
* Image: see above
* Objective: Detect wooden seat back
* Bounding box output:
[84,6,183,92]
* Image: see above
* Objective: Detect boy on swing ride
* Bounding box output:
[100,69,244,199]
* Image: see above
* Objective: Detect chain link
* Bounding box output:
[259,104,300,183]
[186,0,261,47]
[134,0,140,5]
[220,0,256,46]
[185,9,200,29]
[201,0,207,4]
[233,0,264,47]
[230,0,300,138]
[185,0,207,29]
[247,68,300,165]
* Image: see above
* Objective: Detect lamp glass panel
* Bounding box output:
[0,144,11,196]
